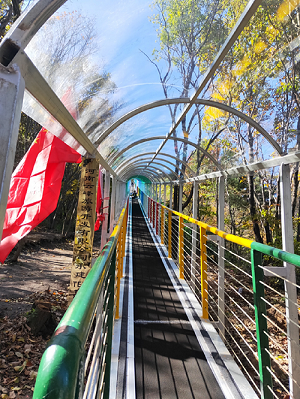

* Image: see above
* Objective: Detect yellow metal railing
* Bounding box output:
[138,190,300,399]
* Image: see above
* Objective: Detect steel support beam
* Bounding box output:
[218,176,225,340]
[280,164,300,398]
[0,65,25,242]
[110,176,116,234]
[191,180,199,291]
[100,170,110,250]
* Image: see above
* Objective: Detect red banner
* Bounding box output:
[0,128,81,263]
[94,169,104,231]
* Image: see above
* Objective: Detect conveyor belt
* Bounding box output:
[132,199,226,399]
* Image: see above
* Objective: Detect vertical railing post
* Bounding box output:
[115,230,122,319]
[168,210,172,258]
[103,247,117,399]
[163,183,166,205]
[152,200,155,228]
[161,206,164,245]
[251,247,273,399]
[280,163,300,397]
[109,176,116,234]
[120,218,124,279]
[0,67,25,240]
[159,182,162,204]
[191,181,198,291]
[200,226,208,319]
[101,170,111,250]
[218,176,225,339]
[179,216,184,279]
[121,207,127,275]
[156,202,159,236]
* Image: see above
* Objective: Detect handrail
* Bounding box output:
[33,203,128,399]
[141,192,300,399]
[149,196,300,267]
[159,203,254,249]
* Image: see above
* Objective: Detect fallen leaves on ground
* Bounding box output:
[0,289,67,399]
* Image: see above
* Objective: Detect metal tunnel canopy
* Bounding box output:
[1,0,300,183]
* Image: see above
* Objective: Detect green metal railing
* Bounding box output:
[33,201,128,399]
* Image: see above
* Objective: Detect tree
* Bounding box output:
[24,11,122,233]
[0,0,22,40]
[148,0,228,210]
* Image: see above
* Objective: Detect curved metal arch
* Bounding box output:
[127,172,158,183]
[128,174,156,184]
[120,160,179,180]
[108,136,222,170]
[96,98,282,155]
[114,152,196,177]
[116,156,191,179]
[0,0,66,54]
[122,165,170,181]
[126,172,158,184]
[124,171,162,184]
[122,166,170,182]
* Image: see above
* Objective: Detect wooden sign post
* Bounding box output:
[68,157,99,304]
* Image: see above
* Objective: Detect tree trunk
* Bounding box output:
[173,184,179,211]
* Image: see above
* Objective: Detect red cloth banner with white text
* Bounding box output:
[0,128,81,263]
[94,169,104,231]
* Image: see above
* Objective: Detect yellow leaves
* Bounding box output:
[265,25,280,41]
[232,56,251,77]
[211,91,225,101]
[203,106,226,123]
[277,0,300,21]
[207,107,225,119]
[218,81,232,95]
[183,131,189,138]
[210,80,232,103]
[254,41,268,54]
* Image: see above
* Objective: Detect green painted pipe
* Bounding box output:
[251,241,300,267]
[33,235,117,399]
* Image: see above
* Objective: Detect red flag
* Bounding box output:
[95,169,105,231]
[0,128,81,263]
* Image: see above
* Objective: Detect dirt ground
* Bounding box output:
[0,240,73,320]
[0,230,101,398]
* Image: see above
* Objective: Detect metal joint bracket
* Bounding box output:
[263,266,287,277]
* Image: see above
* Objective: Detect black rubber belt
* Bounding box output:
[132,199,226,399]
